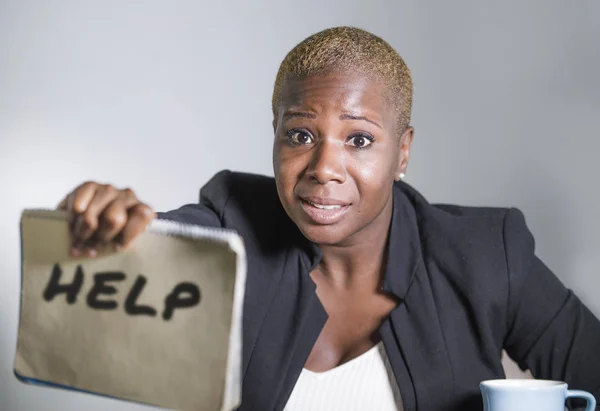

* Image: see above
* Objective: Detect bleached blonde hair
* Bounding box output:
[272,26,413,131]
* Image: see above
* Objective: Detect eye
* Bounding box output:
[286,129,314,146]
[347,133,374,149]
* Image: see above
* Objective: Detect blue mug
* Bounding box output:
[480,379,596,411]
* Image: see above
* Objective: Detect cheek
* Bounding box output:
[350,152,395,206]
[274,142,311,174]
[273,145,303,199]
[354,161,379,181]
[353,151,395,183]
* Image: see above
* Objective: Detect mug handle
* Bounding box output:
[566,389,596,411]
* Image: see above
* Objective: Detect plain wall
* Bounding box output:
[1,0,598,409]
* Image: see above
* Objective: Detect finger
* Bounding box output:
[70,182,100,214]
[73,184,121,243]
[93,193,139,245]
[58,182,97,222]
[63,183,97,256]
[117,203,156,250]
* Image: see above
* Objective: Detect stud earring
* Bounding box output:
[398,172,405,180]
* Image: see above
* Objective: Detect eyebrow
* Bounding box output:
[283,111,317,120]
[339,114,382,129]
[282,110,382,129]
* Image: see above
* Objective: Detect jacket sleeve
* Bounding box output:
[155,170,232,227]
[502,207,600,407]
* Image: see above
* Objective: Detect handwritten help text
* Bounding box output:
[42,263,201,320]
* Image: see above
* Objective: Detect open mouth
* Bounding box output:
[304,199,344,210]
[299,197,351,225]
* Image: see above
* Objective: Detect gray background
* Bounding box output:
[1,0,598,409]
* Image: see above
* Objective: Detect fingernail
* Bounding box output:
[85,248,97,258]
[72,240,83,253]
[71,247,80,257]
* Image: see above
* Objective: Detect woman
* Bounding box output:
[59,27,600,411]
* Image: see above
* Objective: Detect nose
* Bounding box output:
[305,139,346,184]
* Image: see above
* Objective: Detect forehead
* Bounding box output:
[278,74,397,128]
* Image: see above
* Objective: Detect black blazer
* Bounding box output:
[157,170,600,411]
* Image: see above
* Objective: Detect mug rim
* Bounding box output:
[480,379,567,389]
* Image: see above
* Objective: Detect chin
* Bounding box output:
[296,222,351,246]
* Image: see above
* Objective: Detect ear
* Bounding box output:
[395,126,414,181]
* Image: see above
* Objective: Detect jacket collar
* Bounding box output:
[382,182,424,300]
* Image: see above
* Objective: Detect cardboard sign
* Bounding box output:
[14,210,246,411]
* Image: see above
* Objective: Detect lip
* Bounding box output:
[299,196,351,225]
[301,196,350,206]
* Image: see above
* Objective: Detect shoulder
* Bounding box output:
[200,169,303,249]
[396,182,534,285]
[199,169,278,208]
[158,170,276,227]
[397,181,507,220]
[397,181,528,244]
[198,169,282,217]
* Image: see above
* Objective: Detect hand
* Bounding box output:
[57,182,155,257]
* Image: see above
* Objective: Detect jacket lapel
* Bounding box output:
[240,247,327,411]
[381,183,455,411]
[388,261,456,411]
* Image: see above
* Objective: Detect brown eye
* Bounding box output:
[286,130,314,146]
[347,134,374,148]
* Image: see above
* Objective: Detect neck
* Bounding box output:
[315,197,393,289]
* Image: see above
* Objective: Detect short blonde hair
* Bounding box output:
[272,26,413,131]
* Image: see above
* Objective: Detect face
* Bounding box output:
[272,73,414,246]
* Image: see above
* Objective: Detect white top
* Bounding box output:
[283,342,404,411]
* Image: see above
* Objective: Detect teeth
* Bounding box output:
[308,201,342,210]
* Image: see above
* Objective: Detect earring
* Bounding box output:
[398,172,405,180]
